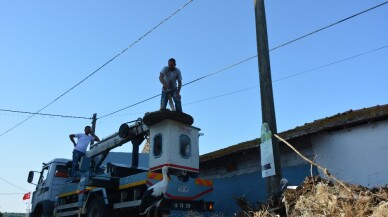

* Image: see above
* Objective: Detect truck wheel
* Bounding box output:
[33,209,43,217]
[86,197,109,217]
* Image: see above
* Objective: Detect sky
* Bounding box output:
[0,0,387,213]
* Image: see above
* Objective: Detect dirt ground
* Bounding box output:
[234,176,388,217]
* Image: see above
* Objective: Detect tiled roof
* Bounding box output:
[200,104,388,162]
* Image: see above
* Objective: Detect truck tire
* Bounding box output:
[33,207,44,217]
[36,212,44,217]
[86,197,109,217]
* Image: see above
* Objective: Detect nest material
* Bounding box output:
[235,176,388,217]
[283,176,388,217]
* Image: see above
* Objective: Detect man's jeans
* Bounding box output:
[71,149,85,178]
[161,89,182,112]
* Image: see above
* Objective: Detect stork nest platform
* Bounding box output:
[143,110,194,126]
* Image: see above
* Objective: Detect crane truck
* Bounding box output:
[27,111,214,217]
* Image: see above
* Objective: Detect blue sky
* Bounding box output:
[0,0,387,213]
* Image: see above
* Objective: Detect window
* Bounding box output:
[153,134,162,157]
[55,165,69,178]
[179,135,191,158]
[38,166,49,185]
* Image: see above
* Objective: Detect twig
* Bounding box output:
[274,134,352,193]
[311,155,317,193]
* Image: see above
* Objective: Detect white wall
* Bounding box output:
[312,120,388,187]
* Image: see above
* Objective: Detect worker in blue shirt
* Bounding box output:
[159,58,182,113]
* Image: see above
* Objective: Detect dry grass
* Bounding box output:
[283,176,388,217]
[233,176,388,217]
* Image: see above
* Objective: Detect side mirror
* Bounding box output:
[27,171,34,183]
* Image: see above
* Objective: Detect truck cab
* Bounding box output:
[28,158,71,217]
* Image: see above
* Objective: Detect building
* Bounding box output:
[199,104,388,216]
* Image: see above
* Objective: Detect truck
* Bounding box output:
[27,111,214,217]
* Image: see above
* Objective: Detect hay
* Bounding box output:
[235,135,388,217]
[282,176,388,217]
[234,176,388,217]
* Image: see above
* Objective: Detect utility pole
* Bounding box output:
[91,113,97,147]
[254,0,281,198]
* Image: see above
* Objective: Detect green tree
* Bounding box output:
[0,211,3,217]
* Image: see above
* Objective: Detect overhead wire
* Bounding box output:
[0,193,24,195]
[0,177,29,192]
[99,0,388,119]
[98,56,257,119]
[272,44,388,82]
[0,40,383,143]
[2,1,386,131]
[269,1,388,52]
[185,85,259,106]
[113,43,387,113]
[0,0,194,137]
[0,108,91,119]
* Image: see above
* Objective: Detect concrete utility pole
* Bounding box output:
[254,0,281,198]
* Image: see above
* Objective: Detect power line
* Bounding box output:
[190,44,388,102]
[0,193,24,195]
[103,43,388,117]
[98,56,257,119]
[0,108,91,119]
[2,2,385,131]
[100,42,388,119]
[99,94,161,119]
[183,56,257,87]
[185,85,259,106]
[0,177,28,192]
[0,0,193,137]
[273,44,388,82]
[269,1,388,52]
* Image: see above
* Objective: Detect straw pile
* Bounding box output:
[235,176,388,217]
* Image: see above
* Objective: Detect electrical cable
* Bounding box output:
[269,1,388,52]
[100,42,388,118]
[0,108,91,119]
[0,0,193,137]
[184,85,259,106]
[99,94,161,119]
[0,177,29,192]
[0,193,24,195]
[98,56,257,119]
[182,56,257,87]
[1,1,385,133]
[273,44,388,82]
[103,43,388,117]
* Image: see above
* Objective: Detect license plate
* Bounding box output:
[173,202,192,209]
